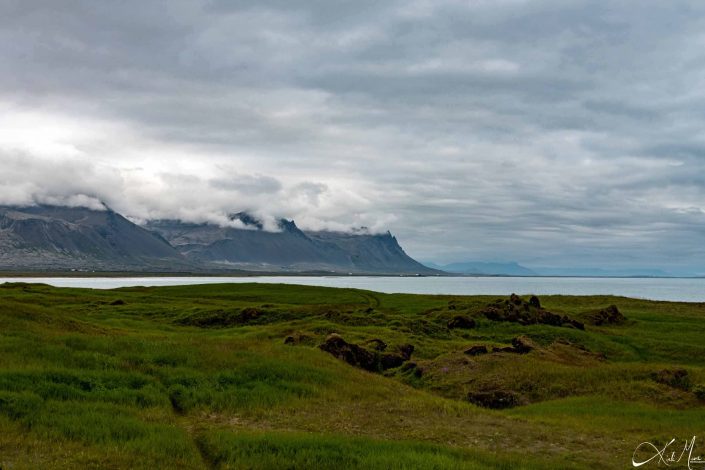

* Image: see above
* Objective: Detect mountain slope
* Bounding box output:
[147,214,438,274]
[304,230,433,274]
[0,206,437,274]
[0,205,187,271]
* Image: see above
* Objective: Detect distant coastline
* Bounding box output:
[4,274,705,302]
[0,271,703,279]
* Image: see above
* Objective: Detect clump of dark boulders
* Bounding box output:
[380,353,406,370]
[529,295,541,309]
[447,315,476,330]
[467,389,520,409]
[109,299,125,306]
[319,334,379,371]
[585,305,626,326]
[481,294,584,330]
[652,368,691,391]
[319,334,414,372]
[464,345,489,356]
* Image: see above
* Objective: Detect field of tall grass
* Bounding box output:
[1,282,703,468]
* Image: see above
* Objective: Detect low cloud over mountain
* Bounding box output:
[3,2,705,273]
[0,205,435,274]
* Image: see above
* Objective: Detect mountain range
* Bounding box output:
[0,205,437,275]
[425,261,537,276]
[424,260,678,277]
[0,204,682,277]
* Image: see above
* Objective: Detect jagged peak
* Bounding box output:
[277,218,299,232]
[227,212,299,233]
[228,212,264,230]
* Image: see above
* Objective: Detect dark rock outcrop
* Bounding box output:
[529,295,541,309]
[380,353,406,370]
[319,334,414,372]
[319,334,379,371]
[481,294,584,330]
[447,316,476,330]
[584,305,626,326]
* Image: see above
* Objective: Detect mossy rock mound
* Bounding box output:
[319,334,413,372]
[447,315,476,330]
[481,294,584,330]
[584,305,626,326]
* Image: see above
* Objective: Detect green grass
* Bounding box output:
[195,430,566,469]
[0,282,704,468]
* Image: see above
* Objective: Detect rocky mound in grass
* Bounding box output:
[583,305,626,326]
[481,294,584,330]
[319,334,414,372]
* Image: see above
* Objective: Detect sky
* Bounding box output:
[2,0,705,273]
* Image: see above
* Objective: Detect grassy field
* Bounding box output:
[0,282,703,469]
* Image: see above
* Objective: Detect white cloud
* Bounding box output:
[2,0,705,272]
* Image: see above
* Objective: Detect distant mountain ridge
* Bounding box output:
[425,260,677,277]
[530,267,671,277]
[146,214,437,274]
[0,205,188,271]
[427,261,537,276]
[0,205,436,274]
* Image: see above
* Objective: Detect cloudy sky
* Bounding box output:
[2,0,705,273]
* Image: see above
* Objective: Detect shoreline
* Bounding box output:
[0,271,702,280]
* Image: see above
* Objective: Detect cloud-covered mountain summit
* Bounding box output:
[146,213,436,274]
[0,205,436,274]
[3,1,705,273]
[0,205,186,271]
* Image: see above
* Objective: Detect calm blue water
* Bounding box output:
[1,276,705,302]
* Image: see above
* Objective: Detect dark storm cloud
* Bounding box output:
[3,0,705,272]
